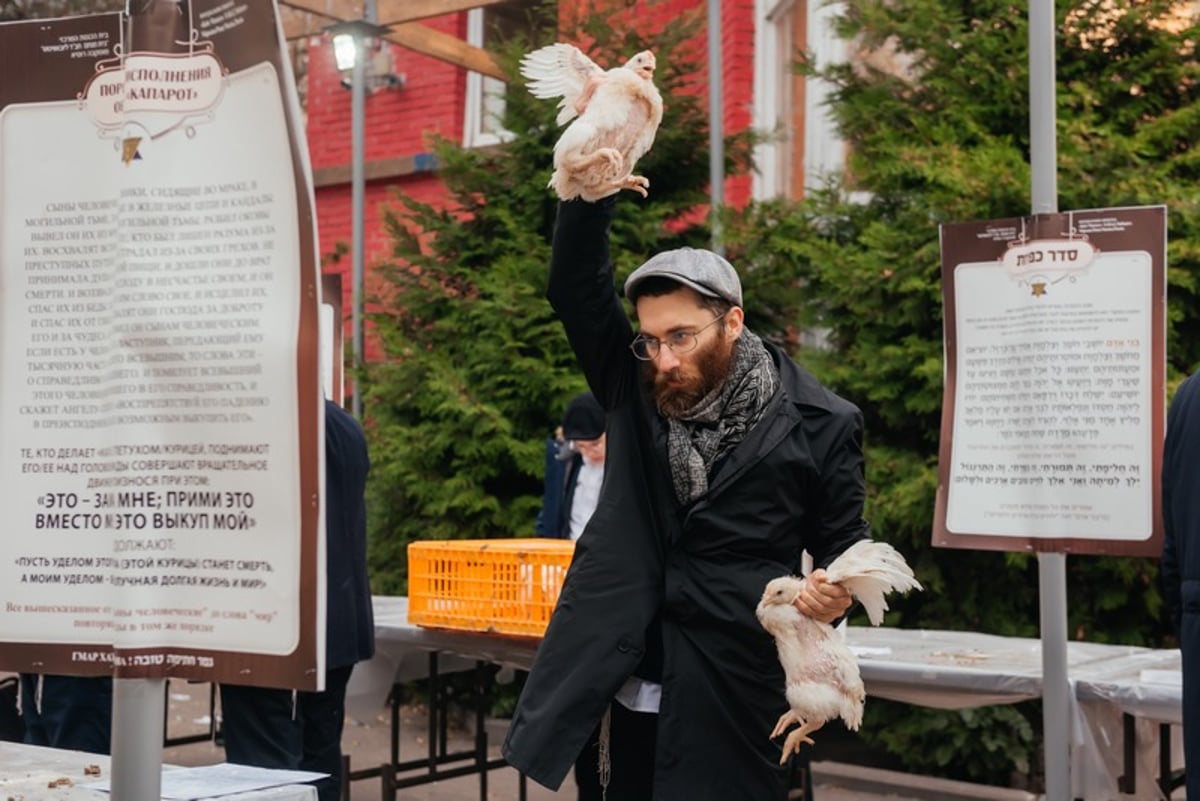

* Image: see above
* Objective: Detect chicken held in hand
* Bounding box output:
[520,43,663,201]
[755,540,922,763]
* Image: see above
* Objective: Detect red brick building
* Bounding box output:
[285,0,846,354]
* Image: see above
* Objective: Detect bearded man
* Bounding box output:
[503,196,871,800]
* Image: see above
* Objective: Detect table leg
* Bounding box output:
[1159,722,1172,797]
[476,661,489,801]
[1118,712,1136,793]
[428,652,439,779]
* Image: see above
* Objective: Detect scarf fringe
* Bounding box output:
[598,704,612,801]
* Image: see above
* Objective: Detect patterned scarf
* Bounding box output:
[664,329,780,505]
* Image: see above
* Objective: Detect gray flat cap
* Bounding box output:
[624,247,743,307]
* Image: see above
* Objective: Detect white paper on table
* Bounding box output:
[1139,669,1182,686]
[86,763,327,799]
[850,646,893,657]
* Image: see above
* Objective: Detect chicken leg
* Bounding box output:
[561,147,623,177]
[612,174,649,197]
[771,712,822,765]
[779,720,821,763]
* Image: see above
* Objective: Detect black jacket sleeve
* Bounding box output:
[807,405,873,570]
[545,198,638,410]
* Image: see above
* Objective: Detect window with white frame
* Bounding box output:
[803,0,847,191]
[463,4,535,148]
[752,0,794,199]
[752,0,847,199]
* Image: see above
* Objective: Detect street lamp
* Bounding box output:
[331,30,360,72]
[324,15,388,419]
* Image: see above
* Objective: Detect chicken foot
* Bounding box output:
[611,174,649,197]
[770,711,823,765]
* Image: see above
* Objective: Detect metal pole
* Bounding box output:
[1029,0,1058,215]
[1038,552,1070,799]
[706,0,724,255]
[110,677,166,800]
[349,28,366,420]
[1029,0,1068,796]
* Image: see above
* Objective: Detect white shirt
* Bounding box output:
[615,676,662,713]
[567,459,603,540]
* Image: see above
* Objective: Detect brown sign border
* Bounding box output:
[933,206,1166,557]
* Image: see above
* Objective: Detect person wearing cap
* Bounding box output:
[503,195,870,800]
[536,393,607,540]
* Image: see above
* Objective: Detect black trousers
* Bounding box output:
[574,702,658,801]
[219,665,354,801]
[19,674,112,755]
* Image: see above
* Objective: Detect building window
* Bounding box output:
[803,0,847,193]
[463,4,533,148]
[753,0,847,199]
[752,0,794,200]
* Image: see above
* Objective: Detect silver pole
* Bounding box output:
[1029,0,1068,796]
[706,0,724,255]
[1038,552,1070,799]
[110,677,165,800]
[349,26,367,420]
[1029,0,1058,215]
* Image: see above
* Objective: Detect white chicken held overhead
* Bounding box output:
[756,540,922,764]
[520,43,663,202]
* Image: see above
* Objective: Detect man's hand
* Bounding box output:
[793,569,852,624]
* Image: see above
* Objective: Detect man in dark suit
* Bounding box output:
[535,393,606,540]
[1162,373,1200,801]
[220,399,374,801]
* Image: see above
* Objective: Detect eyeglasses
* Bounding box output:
[629,313,727,361]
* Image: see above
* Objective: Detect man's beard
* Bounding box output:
[647,332,736,418]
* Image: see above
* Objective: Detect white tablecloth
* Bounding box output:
[363,596,1181,714]
[345,595,539,722]
[846,625,1165,709]
[0,742,318,801]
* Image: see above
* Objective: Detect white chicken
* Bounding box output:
[519,43,663,201]
[755,540,922,764]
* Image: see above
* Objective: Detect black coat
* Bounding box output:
[324,399,374,670]
[535,441,583,539]
[1161,372,1200,798]
[502,199,870,799]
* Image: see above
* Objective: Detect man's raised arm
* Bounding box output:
[546,197,637,406]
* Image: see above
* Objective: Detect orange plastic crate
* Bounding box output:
[407,539,576,637]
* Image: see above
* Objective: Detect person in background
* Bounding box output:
[1161,372,1200,801]
[17,674,112,755]
[535,392,606,541]
[220,399,373,801]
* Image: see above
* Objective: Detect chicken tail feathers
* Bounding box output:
[827,540,922,626]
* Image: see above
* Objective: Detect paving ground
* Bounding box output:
[158,680,935,801]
